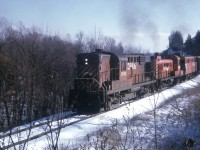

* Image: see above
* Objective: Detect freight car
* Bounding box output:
[67,50,199,113]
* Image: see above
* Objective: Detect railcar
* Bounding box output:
[68,50,153,113]
[67,50,200,113]
[181,56,197,76]
[151,55,174,79]
[196,56,200,73]
[162,55,197,82]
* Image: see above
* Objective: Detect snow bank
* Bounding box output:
[11,75,200,149]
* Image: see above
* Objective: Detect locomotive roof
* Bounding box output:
[124,53,147,56]
[79,49,151,62]
[91,51,127,61]
[92,49,149,58]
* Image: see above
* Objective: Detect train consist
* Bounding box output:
[68,49,200,113]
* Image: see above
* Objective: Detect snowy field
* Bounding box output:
[2,75,200,149]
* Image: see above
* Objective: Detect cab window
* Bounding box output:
[121,61,126,71]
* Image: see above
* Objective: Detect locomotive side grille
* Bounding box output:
[139,56,146,65]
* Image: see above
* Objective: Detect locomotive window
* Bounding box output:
[131,57,133,62]
[137,57,139,62]
[128,57,131,62]
[164,64,168,67]
[121,61,126,71]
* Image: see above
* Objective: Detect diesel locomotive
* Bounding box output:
[68,49,200,113]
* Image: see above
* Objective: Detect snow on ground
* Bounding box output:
[129,89,200,149]
[4,75,200,149]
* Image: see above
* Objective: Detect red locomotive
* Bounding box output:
[68,49,200,113]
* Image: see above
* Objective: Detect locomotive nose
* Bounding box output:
[77,92,100,114]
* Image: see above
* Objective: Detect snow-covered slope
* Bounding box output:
[4,75,200,149]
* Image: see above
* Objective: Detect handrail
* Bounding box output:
[63,80,74,94]
[74,78,101,87]
[64,78,102,94]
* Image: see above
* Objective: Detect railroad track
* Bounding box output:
[0,112,76,139]
[0,92,154,150]
[0,112,90,149]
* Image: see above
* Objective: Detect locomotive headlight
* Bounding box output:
[85,58,88,65]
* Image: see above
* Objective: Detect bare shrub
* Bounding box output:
[80,126,121,150]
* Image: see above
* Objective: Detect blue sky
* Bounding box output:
[1,0,200,52]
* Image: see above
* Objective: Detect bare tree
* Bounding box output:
[74,31,86,54]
